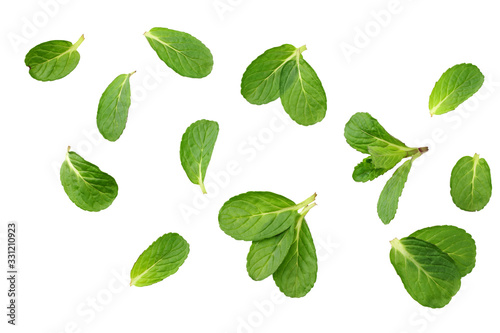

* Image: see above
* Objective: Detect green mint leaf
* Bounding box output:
[410,225,476,277]
[144,27,213,78]
[390,237,461,308]
[96,72,135,142]
[377,159,413,224]
[352,157,391,182]
[450,153,492,212]
[241,44,298,105]
[429,63,484,116]
[246,226,294,281]
[60,147,118,212]
[25,35,84,81]
[279,53,327,126]
[273,212,318,298]
[130,233,189,287]
[368,146,408,170]
[218,192,316,241]
[180,119,219,194]
[344,112,410,154]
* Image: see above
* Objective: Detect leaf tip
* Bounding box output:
[67,146,71,152]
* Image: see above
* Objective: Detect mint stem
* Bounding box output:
[73,35,85,49]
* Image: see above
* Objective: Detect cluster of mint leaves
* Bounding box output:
[390,225,476,308]
[219,192,318,298]
[241,44,327,126]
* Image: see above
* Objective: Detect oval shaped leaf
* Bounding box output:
[180,119,219,194]
[410,225,476,277]
[273,219,318,298]
[241,44,298,105]
[390,237,461,308]
[429,63,484,116]
[450,154,492,212]
[218,191,302,241]
[279,56,327,126]
[25,35,84,81]
[377,159,413,224]
[130,233,190,287]
[344,112,409,154]
[60,148,118,212]
[144,27,213,78]
[96,72,135,142]
[246,226,294,281]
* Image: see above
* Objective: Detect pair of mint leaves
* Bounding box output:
[25,28,214,142]
[219,192,318,298]
[60,119,219,211]
[241,44,327,126]
[390,225,476,308]
[346,63,492,224]
[24,28,213,82]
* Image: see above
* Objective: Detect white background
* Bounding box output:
[1,0,499,332]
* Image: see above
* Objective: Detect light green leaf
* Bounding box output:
[218,192,316,241]
[25,35,84,81]
[279,53,327,126]
[450,154,492,212]
[368,146,408,170]
[144,27,213,78]
[377,159,413,224]
[241,44,298,105]
[97,72,135,142]
[429,63,484,116]
[390,237,461,308]
[352,157,391,183]
[60,147,118,212]
[130,233,189,287]
[410,225,476,277]
[180,119,219,194]
[247,226,294,281]
[344,112,411,154]
[273,216,318,298]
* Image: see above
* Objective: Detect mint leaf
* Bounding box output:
[246,226,294,281]
[241,44,298,105]
[344,112,411,154]
[130,233,189,287]
[352,157,391,182]
[410,226,476,277]
[25,35,84,81]
[97,72,135,142]
[60,147,118,212]
[180,119,219,194]
[429,63,484,116]
[279,53,327,126]
[273,204,318,298]
[219,192,316,241]
[144,27,213,78]
[390,237,461,308]
[368,146,408,170]
[450,153,492,212]
[377,159,413,224]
